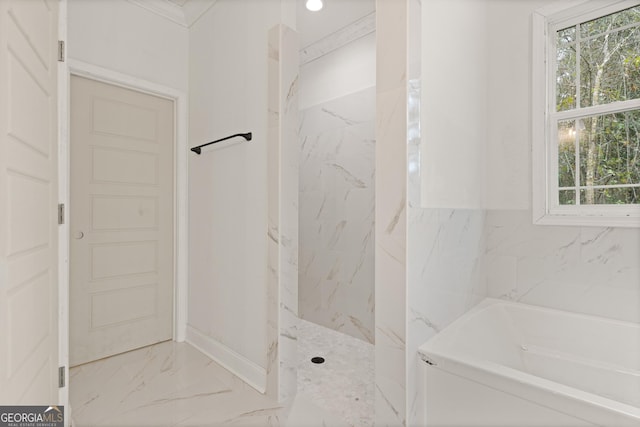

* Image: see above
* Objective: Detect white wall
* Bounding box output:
[420,0,488,209]
[68,0,294,388]
[299,32,375,109]
[67,0,188,92]
[484,0,546,210]
[187,0,282,374]
[420,0,567,210]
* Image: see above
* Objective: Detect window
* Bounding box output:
[533,0,640,227]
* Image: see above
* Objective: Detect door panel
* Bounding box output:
[0,0,59,404]
[69,76,174,367]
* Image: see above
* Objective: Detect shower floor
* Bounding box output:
[296,318,374,427]
[69,320,374,426]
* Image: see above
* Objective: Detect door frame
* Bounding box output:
[57,58,189,406]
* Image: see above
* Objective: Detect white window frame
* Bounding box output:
[532,0,640,227]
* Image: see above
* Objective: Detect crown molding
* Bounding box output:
[183,0,219,27]
[128,0,187,26]
[127,0,218,28]
[300,11,376,65]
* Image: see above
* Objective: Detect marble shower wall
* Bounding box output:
[298,87,376,344]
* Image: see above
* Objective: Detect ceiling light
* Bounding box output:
[306,0,323,12]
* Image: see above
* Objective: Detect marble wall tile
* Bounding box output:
[279,24,300,404]
[407,207,487,425]
[267,24,298,403]
[406,212,638,424]
[298,87,376,344]
[300,88,376,136]
[374,86,411,427]
[485,209,640,323]
[374,0,409,424]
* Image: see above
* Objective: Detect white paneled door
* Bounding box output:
[0,0,59,403]
[69,76,174,367]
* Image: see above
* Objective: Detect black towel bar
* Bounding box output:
[190,132,252,155]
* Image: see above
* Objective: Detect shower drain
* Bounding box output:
[311,356,325,364]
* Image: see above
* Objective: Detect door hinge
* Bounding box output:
[58,203,65,225]
[58,366,65,388]
[57,40,65,62]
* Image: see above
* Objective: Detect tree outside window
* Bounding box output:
[554,4,640,207]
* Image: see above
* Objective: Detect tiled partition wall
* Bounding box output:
[374,0,409,424]
[405,2,490,424]
[298,87,376,344]
[267,24,298,402]
[377,0,491,424]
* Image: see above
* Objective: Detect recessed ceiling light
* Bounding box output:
[306,0,323,12]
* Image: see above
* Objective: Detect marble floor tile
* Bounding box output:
[70,341,283,427]
[70,322,374,427]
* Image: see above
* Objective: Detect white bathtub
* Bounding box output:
[417,298,640,426]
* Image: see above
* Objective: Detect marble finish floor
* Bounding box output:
[70,321,374,426]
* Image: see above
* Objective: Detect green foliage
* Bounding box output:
[556,5,640,205]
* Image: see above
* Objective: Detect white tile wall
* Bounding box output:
[407,207,487,423]
[374,0,410,424]
[485,209,640,323]
[298,87,376,344]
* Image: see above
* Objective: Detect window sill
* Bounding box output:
[533,211,640,228]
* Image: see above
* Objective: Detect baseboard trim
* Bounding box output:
[186,325,266,394]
